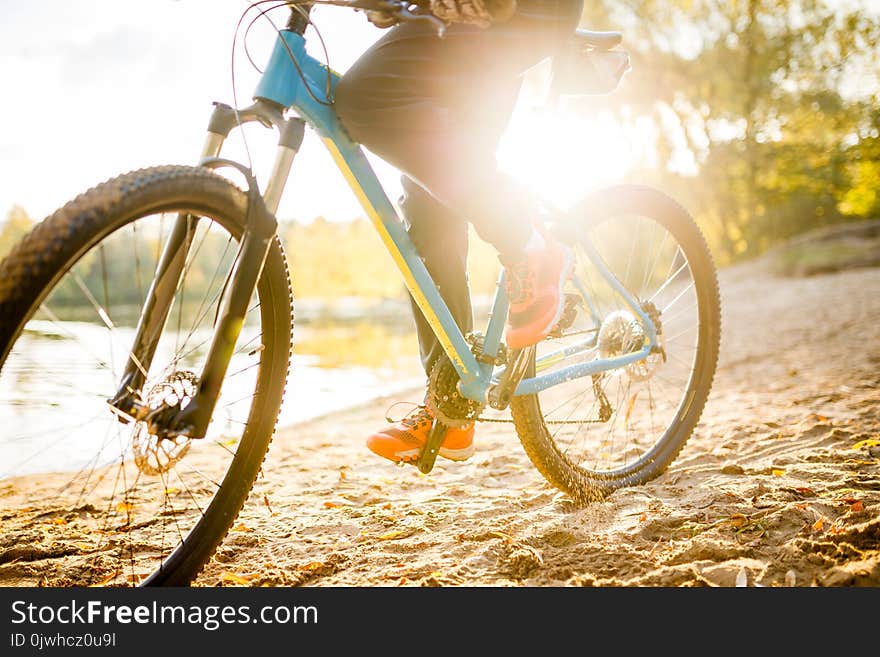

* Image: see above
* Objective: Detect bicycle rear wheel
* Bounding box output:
[0,165,292,586]
[511,185,721,502]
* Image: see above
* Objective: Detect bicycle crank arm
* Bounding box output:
[415,420,449,474]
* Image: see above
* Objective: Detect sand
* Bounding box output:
[2,258,878,588]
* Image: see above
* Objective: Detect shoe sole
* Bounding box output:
[389,444,476,463]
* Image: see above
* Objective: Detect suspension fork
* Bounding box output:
[109,100,304,439]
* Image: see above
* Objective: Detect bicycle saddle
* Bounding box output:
[574,29,623,50]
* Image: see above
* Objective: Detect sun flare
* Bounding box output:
[497,103,639,210]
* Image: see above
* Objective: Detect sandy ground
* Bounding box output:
[206,258,880,587]
[2,258,878,587]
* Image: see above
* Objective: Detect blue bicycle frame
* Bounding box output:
[245,27,657,404]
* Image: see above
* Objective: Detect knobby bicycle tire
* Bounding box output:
[0,165,293,586]
[511,184,721,503]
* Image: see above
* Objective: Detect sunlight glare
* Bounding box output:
[498,103,637,210]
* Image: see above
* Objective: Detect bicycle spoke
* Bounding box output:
[639,221,666,301]
[132,221,145,310]
[648,246,687,303]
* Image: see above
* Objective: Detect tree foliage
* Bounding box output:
[0,205,35,260]
[580,0,880,263]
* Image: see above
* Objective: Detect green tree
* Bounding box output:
[577,0,880,263]
[0,205,35,260]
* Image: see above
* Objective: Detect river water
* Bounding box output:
[0,318,424,478]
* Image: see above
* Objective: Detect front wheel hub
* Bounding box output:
[132,371,198,475]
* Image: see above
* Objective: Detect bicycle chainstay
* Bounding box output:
[426,332,614,426]
[475,373,613,425]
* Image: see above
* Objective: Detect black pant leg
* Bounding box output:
[399,176,473,378]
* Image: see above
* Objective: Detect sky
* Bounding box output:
[0,1,404,223]
[0,0,646,226]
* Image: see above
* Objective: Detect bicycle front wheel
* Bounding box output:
[0,165,292,586]
[511,185,721,502]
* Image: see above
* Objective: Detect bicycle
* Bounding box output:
[0,1,720,586]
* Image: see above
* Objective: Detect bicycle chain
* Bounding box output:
[428,331,615,427]
[474,416,605,425]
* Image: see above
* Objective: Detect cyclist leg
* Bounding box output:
[399,175,473,380]
[359,175,478,464]
[336,7,583,462]
[335,19,541,258]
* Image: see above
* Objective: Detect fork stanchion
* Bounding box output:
[416,421,448,474]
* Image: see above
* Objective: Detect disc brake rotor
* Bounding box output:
[131,371,197,475]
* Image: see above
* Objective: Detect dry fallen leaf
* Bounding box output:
[300,561,326,572]
[88,573,117,588]
[231,522,251,532]
[794,487,815,495]
[51,517,67,525]
[850,500,864,512]
[378,530,408,541]
[488,531,514,543]
[729,513,749,529]
[115,502,135,514]
[771,468,785,477]
[851,439,880,450]
[812,517,825,532]
[219,571,252,586]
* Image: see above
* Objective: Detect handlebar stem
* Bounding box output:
[287,2,313,34]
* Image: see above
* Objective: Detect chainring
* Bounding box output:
[426,357,484,428]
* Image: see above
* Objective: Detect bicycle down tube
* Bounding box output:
[253,25,489,401]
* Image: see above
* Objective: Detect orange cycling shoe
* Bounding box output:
[366,405,475,464]
[503,230,574,350]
